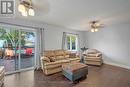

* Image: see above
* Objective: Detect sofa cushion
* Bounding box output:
[87,53,102,57]
[44,63,61,69]
[64,55,69,58]
[69,53,76,58]
[44,61,61,66]
[55,56,64,60]
[54,50,65,56]
[87,54,97,57]
[44,51,55,57]
[41,56,50,62]
[49,57,56,62]
[86,57,102,62]
[69,57,80,62]
[64,50,71,55]
[86,61,102,65]
[87,49,98,54]
[58,60,70,63]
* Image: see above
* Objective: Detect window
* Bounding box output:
[67,34,78,51]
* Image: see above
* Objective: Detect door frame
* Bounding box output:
[0,23,37,74]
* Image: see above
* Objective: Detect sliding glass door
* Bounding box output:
[0,26,36,73]
[20,30,35,70]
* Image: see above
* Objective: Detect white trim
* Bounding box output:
[104,61,130,69]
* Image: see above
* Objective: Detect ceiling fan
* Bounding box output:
[18,0,35,16]
[89,20,104,32]
[18,0,50,17]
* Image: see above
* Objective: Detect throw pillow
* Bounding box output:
[42,57,50,62]
[49,57,56,62]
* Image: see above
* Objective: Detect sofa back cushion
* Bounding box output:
[63,50,71,58]
[87,49,99,54]
[54,50,64,56]
[44,50,55,57]
[69,53,76,58]
[54,50,65,60]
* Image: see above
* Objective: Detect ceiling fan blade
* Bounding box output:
[99,24,105,28]
[32,0,50,13]
[31,0,50,16]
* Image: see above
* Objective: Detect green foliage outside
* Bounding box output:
[0,27,35,48]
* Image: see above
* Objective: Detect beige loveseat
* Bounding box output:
[41,50,80,75]
[84,49,103,66]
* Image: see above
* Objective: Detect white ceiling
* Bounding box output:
[15,0,130,31]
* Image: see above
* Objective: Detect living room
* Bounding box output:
[0,0,130,87]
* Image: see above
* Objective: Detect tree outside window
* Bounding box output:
[67,34,78,51]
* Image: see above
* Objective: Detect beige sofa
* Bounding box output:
[41,50,80,75]
[84,49,103,66]
[0,66,4,87]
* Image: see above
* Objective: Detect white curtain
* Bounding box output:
[62,32,67,50]
[77,34,81,57]
[35,28,44,69]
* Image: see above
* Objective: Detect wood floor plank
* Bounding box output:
[3,64,130,87]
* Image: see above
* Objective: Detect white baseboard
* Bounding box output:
[104,61,130,69]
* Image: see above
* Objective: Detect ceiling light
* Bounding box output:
[91,29,95,32]
[22,10,28,17]
[29,8,35,16]
[89,21,103,32]
[18,0,35,17]
[94,28,98,32]
[18,4,25,13]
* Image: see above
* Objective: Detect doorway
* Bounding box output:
[0,26,36,74]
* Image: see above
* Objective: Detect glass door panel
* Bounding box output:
[0,26,36,73]
[0,27,19,73]
[20,30,35,69]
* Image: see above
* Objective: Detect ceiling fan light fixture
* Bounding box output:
[91,29,95,32]
[18,0,35,17]
[18,4,25,13]
[94,28,98,32]
[21,10,28,17]
[89,21,104,32]
[28,7,35,16]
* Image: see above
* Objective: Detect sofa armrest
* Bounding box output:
[41,56,50,63]
[96,53,102,57]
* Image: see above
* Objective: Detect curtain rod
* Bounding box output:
[0,22,42,29]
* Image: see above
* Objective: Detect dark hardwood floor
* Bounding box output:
[3,64,130,87]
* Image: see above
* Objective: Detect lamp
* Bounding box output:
[18,0,35,16]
